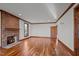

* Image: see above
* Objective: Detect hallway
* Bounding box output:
[0,37,72,56]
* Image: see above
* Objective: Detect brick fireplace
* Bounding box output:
[7,33,19,45]
[1,10,19,48]
[2,29,19,47]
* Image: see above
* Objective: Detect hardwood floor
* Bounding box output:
[0,37,72,56]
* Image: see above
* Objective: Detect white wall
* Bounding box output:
[29,24,32,36]
[29,23,56,37]
[19,20,25,40]
[0,11,1,47]
[57,4,78,51]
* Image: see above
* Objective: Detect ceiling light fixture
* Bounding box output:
[18,14,22,16]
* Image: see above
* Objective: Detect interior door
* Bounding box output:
[51,26,57,48]
[51,26,57,39]
[74,5,79,56]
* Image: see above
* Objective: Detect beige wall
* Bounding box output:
[0,11,1,47]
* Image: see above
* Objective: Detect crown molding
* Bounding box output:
[56,3,75,23]
[0,9,31,24]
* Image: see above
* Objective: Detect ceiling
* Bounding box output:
[0,3,71,23]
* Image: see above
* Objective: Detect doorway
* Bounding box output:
[51,26,57,49]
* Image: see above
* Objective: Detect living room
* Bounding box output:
[0,3,79,57]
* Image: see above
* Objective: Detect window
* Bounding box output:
[24,23,29,37]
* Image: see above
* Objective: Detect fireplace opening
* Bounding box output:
[7,36,15,45]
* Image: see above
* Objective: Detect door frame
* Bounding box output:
[74,4,79,56]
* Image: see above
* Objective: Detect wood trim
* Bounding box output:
[56,3,75,23]
[1,10,2,47]
[58,40,74,56]
[30,36,51,39]
[74,4,79,10]
[74,4,79,56]
[74,5,77,56]
[19,36,31,41]
[0,10,20,19]
[0,10,31,24]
